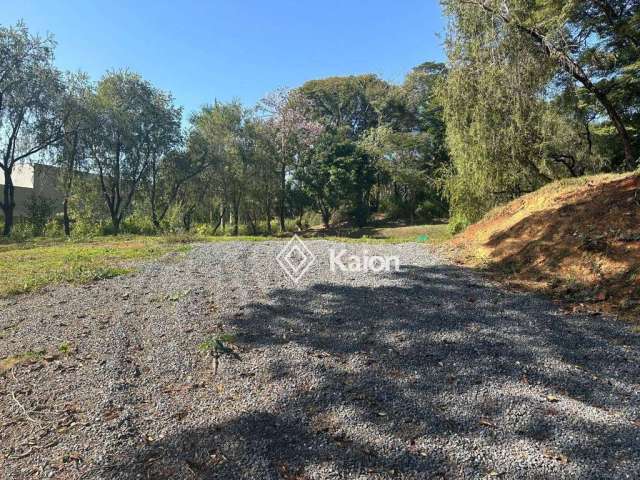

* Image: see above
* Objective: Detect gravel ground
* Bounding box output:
[1,240,639,480]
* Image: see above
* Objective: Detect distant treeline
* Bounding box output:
[1,1,638,237]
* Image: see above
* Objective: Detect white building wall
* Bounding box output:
[0,164,35,188]
[0,164,62,217]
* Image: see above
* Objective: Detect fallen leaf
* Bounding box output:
[543,448,569,464]
[479,418,497,428]
[595,291,607,302]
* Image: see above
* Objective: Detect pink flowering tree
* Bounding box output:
[260,88,323,232]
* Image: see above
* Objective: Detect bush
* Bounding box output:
[448,211,471,234]
[2,220,34,242]
[193,223,217,236]
[44,214,65,237]
[26,195,55,236]
[119,213,157,235]
[415,198,448,223]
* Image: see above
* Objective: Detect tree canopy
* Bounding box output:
[1,11,637,238]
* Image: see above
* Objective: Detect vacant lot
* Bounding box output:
[1,241,639,479]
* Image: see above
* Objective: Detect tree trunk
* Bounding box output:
[266,198,272,235]
[63,197,71,236]
[2,171,15,236]
[322,210,330,229]
[111,213,121,235]
[233,203,239,236]
[183,210,193,231]
[150,184,160,229]
[211,208,223,234]
[279,163,286,232]
[592,89,635,169]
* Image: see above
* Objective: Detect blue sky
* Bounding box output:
[2,1,446,121]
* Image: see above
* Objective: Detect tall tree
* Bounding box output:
[297,75,389,139]
[147,147,212,230]
[455,0,639,168]
[55,72,94,235]
[260,89,322,232]
[88,71,181,234]
[0,23,65,236]
[361,62,449,223]
[297,134,375,228]
[190,101,254,236]
[439,1,562,230]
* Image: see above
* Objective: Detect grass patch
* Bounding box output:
[305,223,452,244]
[0,236,192,297]
[0,349,46,375]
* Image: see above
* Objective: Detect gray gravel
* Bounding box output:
[1,240,639,479]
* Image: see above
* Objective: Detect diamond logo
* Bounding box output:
[276,235,316,283]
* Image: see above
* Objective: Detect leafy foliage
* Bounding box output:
[198,333,241,376]
[439,0,639,231]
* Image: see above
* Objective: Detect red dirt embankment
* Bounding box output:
[451,173,640,321]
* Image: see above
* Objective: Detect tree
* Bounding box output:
[144,93,183,229]
[189,101,254,236]
[295,75,389,227]
[297,75,390,139]
[260,89,322,232]
[361,63,449,224]
[0,23,65,236]
[146,147,212,230]
[439,1,611,231]
[455,0,639,169]
[297,134,375,228]
[87,71,181,234]
[54,72,94,235]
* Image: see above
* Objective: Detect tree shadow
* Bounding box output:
[101,263,640,479]
[475,174,640,319]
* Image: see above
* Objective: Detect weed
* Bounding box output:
[198,333,241,376]
[167,289,191,302]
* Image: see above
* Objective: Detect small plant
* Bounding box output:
[198,333,240,376]
[58,341,71,354]
[167,289,191,302]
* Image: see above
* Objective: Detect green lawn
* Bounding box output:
[0,236,191,297]
[306,223,452,244]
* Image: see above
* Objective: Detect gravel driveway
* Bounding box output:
[1,240,639,479]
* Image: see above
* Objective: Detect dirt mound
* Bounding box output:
[451,173,640,321]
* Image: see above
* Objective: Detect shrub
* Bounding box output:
[26,195,55,236]
[120,213,157,235]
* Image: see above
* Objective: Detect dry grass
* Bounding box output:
[0,350,46,376]
[450,172,640,321]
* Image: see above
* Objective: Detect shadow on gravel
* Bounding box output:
[104,264,640,479]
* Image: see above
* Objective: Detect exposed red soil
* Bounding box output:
[450,173,640,321]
